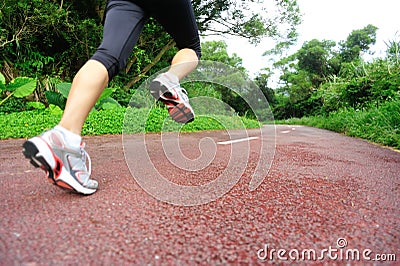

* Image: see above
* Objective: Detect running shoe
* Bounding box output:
[150,73,195,123]
[22,128,98,195]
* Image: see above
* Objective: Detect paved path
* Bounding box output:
[0,125,399,264]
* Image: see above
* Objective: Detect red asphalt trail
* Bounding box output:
[0,125,399,265]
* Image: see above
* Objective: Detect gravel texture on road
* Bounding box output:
[0,125,398,265]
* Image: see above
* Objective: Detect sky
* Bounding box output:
[203,0,400,77]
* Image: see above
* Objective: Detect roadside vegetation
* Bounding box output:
[263,25,400,149]
[0,1,398,149]
[0,0,295,139]
[277,99,400,149]
[0,106,260,139]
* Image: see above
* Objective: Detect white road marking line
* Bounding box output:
[281,130,291,134]
[217,137,259,145]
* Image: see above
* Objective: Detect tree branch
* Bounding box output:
[125,39,176,89]
[0,13,31,48]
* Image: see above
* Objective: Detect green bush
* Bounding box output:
[0,109,62,139]
[0,75,37,112]
[279,99,400,149]
[0,107,261,139]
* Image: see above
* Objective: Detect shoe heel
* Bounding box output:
[150,81,171,99]
[149,81,161,99]
[23,141,41,167]
[22,140,57,184]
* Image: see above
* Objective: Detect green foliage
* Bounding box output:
[340,76,373,108]
[385,38,400,64]
[254,73,277,106]
[279,99,400,149]
[0,98,28,113]
[1,0,302,116]
[56,83,72,98]
[26,101,46,110]
[185,81,222,100]
[45,91,66,110]
[339,24,378,62]
[0,109,62,139]
[82,108,126,136]
[193,0,301,43]
[47,82,121,110]
[272,54,400,119]
[48,104,64,116]
[0,107,261,139]
[194,42,265,118]
[2,77,35,95]
[297,39,338,81]
[99,98,122,110]
[0,73,5,92]
[123,106,260,134]
[0,76,37,108]
[201,41,245,71]
[0,0,106,88]
[263,24,397,120]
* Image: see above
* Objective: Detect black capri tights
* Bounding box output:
[91,0,202,81]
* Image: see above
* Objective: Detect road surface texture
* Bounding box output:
[0,125,399,265]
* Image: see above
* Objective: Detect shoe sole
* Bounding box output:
[168,103,195,123]
[22,138,97,195]
[149,80,194,124]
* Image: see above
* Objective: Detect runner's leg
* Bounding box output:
[60,0,149,135]
[150,0,201,79]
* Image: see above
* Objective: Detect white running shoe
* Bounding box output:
[22,128,98,195]
[150,73,195,124]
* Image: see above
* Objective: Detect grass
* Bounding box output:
[3,100,398,150]
[277,100,400,150]
[0,107,261,139]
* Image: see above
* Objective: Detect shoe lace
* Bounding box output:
[80,142,92,177]
[174,86,189,101]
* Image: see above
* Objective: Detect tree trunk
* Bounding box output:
[1,61,17,82]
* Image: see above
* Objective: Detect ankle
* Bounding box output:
[54,125,82,147]
[164,72,180,84]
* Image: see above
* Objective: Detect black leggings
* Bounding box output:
[91,0,202,80]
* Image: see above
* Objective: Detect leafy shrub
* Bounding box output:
[0,107,261,139]
[279,99,400,149]
[0,109,62,139]
[44,82,121,111]
[0,74,37,112]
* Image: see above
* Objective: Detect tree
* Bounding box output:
[1,0,302,93]
[197,41,248,115]
[297,39,337,81]
[339,24,378,62]
[385,38,400,65]
[273,39,337,106]
[254,71,277,105]
[261,24,383,118]
[193,0,301,44]
[0,0,103,79]
[200,41,244,70]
